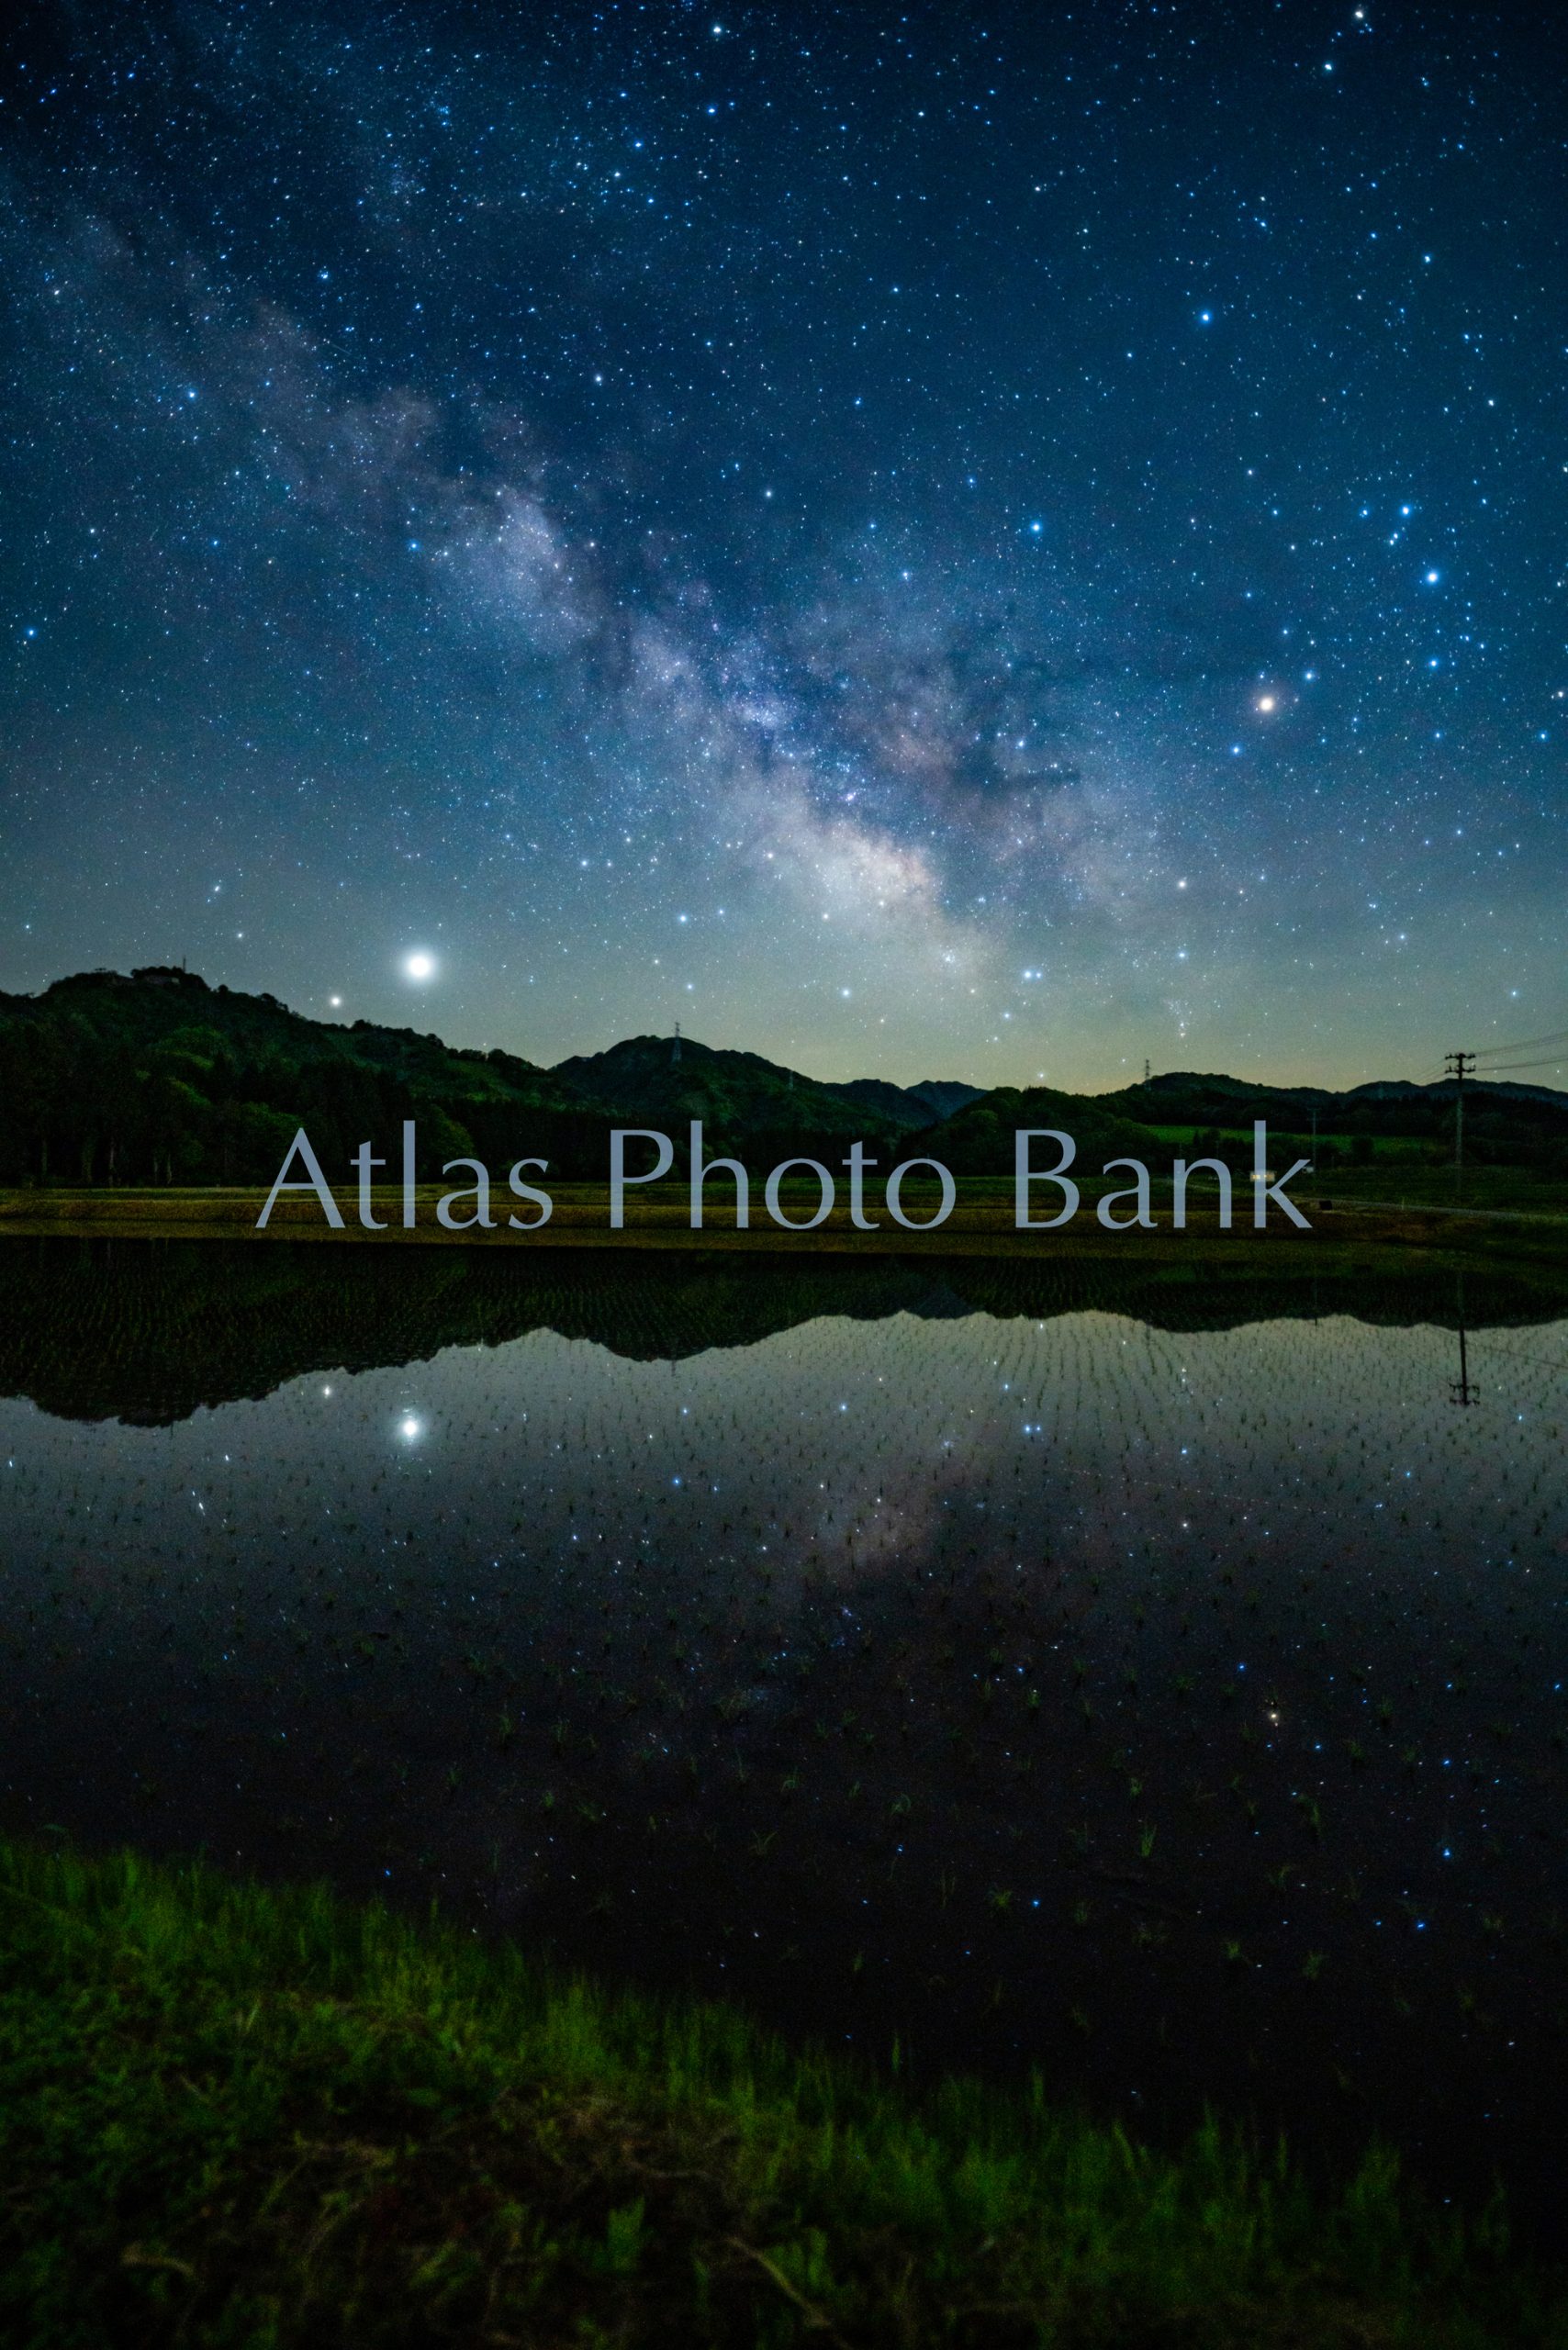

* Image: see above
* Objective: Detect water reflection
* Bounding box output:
[0,1236,1562,1424]
[0,1247,1563,2227]
[1452,1312,1477,1408]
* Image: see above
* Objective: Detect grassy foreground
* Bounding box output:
[4,1179,1568,1285]
[1,1847,1562,2348]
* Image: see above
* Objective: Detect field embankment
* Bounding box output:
[2,1179,1566,1282]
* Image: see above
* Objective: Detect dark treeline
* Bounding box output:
[0,970,918,1187]
[1112,1072,1568,1171]
[0,982,595,1184]
[2,1237,1556,1427]
[2,966,1564,1188]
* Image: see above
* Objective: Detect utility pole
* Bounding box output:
[1450,1272,1475,1406]
[672,1020,682,1064]
[1143,1058,1150,1083]
[1444,1049,1474,1204]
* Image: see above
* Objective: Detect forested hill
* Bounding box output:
[0,967,602,1185]
[554,1034,965,1154]
[0,968,983,1187]
[912,1085,1160,1175]
[3,967,1561,1190]
[1103,1069,1568,1161]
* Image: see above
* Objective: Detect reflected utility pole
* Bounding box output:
[1450,1271,1476,1407]
[1444,1048,1474,1204]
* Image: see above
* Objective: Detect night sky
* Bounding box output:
[2,1,1563,1090]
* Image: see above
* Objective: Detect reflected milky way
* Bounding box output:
[3,1287,1564,2220]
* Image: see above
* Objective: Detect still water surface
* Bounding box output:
[1,1245,1563,2221]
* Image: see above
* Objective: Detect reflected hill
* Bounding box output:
[0,1237,1562,1427]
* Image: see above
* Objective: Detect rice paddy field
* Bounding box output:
[1,1237,1565,2291]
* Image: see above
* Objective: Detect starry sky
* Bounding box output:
[1,0,1563,1091]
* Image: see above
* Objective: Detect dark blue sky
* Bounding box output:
[2,0,1563,1086]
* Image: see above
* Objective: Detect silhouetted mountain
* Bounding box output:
[919,1085,1162,1174]
[908,1079,986,1120]
[551,1033,933,1153]
[2,969,1562,1189]
[0,967,605,1185]
[0,975,969,1188]
[833,1077,939,1126]
[1101,1069,1568,1166]
[1347,1077,1568,1110]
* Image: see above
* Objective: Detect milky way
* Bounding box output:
[1,2,1562,1087]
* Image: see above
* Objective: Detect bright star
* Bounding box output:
[403,950,436,981]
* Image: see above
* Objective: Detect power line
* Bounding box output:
[1419,1053,1566,1082]
[1473,1024,1568,1059]
[1466,1333,1568,1378]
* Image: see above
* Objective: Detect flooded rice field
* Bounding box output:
[1,1241,1563,2224]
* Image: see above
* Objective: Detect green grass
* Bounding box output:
[1141,1125,1422,1156]
[2,1843,1562,2345]
[1297,1161,1568,1214]
[5,1168,1567,1239]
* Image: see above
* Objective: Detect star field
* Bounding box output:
[1,0,1563,1086]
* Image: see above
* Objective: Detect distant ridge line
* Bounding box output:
[4,968,1566,1121]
